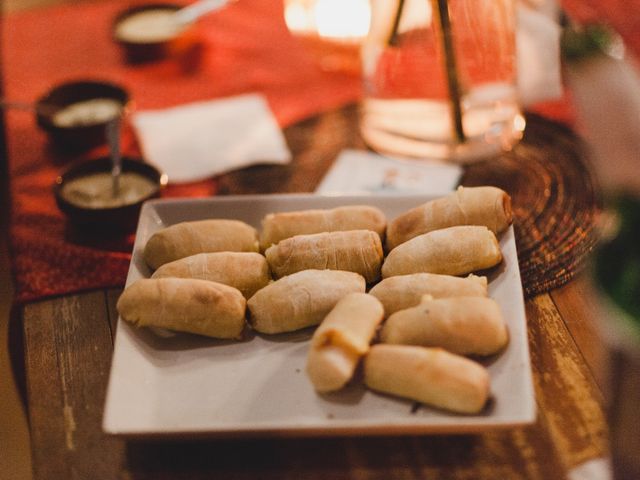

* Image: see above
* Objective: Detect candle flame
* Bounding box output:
[285,0,370,41]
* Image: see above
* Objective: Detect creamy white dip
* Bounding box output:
[52,98,123,128]
[61,172,157,209]
[115,9,185,43]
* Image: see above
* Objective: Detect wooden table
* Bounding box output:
[20,106,610,479]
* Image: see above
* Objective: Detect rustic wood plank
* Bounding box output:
[22,290,609,480]
[85,292,602,480]
[550,274,609,392]
[22,292,125,480]
[115,413,576,479]
[22,288,608,480]
[120,432,565,480]
[525,293,608,470]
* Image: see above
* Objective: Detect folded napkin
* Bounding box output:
[132,94,292,183]
[316,149,462,195]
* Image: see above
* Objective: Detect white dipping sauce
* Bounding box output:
[61,172,157,209]
[52,98,123,128]
[115,9,185,43]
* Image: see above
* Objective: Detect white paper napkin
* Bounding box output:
[316,149,462,195]
[131,94,291,183]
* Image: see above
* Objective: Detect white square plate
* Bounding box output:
[103,194,535,437]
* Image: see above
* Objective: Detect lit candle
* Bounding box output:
[284,0,371,43]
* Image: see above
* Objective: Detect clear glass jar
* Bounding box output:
[360,0,525,162]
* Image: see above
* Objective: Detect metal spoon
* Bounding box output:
[173,0,233,27]
[105,116,122,198]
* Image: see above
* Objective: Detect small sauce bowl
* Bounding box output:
[113,4,200,64]
[54,156,168,232]
[36,80,130,152]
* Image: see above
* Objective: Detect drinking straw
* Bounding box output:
[433,0,466,143]
[106,116,122,198]
[386,0,466,144]
[387,0,406,46]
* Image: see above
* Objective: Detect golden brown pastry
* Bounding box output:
[306,293,384,392]
[381,226,502,278]
[143,219,259,270]
[247,270,366,334]
[117,278,246,339]
[386,186,512,250]
[265,230,383,283]
[364,344,490,414]
[380,296,508,356]
[260,205,387,250]
[151,252,271,299]
[369,273,487,317]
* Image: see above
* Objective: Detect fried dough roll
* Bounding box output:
[369,273,487,317]
[381,226,502,278]
[380,296,508,356]
[306,293,384,392]
[117,278,246,339]
[364,344,490,414]
[143,220,259,270]
[151,252,271,299]
[259,205,387,250]
[247,270,366,334]
[265,230,383,283]
[386,186,512,250]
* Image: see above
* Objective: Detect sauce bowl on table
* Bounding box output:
[54,156,167,232]
[36,80,130,152]
[112,3,200,64]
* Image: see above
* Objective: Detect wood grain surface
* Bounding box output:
[20,107,610,479]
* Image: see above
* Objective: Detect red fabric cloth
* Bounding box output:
[5,0,362,303]
[4,0,600,303]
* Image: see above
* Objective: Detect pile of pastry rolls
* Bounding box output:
[117,185,513,415]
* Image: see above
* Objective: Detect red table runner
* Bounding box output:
[4,0,613,303]
[5,0,363,303]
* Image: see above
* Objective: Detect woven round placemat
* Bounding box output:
[461,113,602,298]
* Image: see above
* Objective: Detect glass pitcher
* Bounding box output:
[360,0,525,163]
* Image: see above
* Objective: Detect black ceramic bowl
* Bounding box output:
[54,156,167,232]
[36,80,130,151]
[113,4,199,64]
